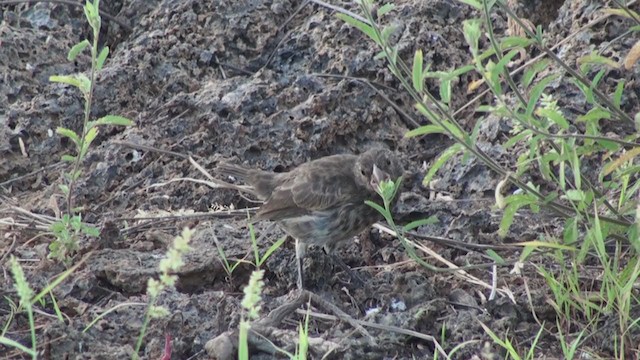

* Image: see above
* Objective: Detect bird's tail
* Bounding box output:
[217,161,277,200]
[213,162,260,197]
[217,162,254,180]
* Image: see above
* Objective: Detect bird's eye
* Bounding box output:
[361,168,367,176]
[386,158,391,166]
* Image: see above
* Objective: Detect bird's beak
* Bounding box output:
[371,164,390,189]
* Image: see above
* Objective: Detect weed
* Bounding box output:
[341,0,640,357]
[48,0,133,263]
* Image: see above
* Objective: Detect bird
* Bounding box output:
[217,148,404,289]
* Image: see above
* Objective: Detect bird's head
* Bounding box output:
[354,148,404,192]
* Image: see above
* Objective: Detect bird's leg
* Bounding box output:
[295,238,307,290]
[323,246,365,286]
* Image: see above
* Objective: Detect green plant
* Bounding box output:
[478,319,546,360]
[133,227,193,359]
[213,214,286,278]
[248,221,287,269]
[48,0,134,264]
[236,269,309,360]
[340,0,640,357]
[238,269,265,360]
[365,177,441,272]
[0,257,38,359]
[0,255,90,358]
[556,319,586,360]
[294,303,311,360]
[49,213,99,265]
[213,234,243,277]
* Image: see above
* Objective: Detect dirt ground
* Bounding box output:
[1,0,639,359]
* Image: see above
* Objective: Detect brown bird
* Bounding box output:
[217,148,404,289]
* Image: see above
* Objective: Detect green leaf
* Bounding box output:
[259,236,287,267]
[485,249,506,264]
[380,24,397,43]
[0,336,37,356]
[499,194,536,238]
[458,0,482,9]
[504,129,531,149]
[364,200,387,218]
[514,153,529,177]
[377,3,395,17]
[518,246,536,262]
[494,49,522,75]
[601,8,640,20]
[387,46,398,65]
[617,164,640,177]
[525,75,558,117]
[59,184,70,195]
[405,124,449,139]
[613,80,625,109]
[336,14,379,44]
[80,127,99,158]
[571,147,581,190]
[403,216,438,231]
[405,125,448,139]
[522,59,550,89]
[412,50,424,92]
[603,146,640,176]
[423,70,446,80]
[50,74,91,94]
[589,205,607,258]
[68,40,90,61]
[440,78,451,105]
[82,225,100,237]
[463,19,482,57]
[499,36,533,49]
[470,114,484,144]
[577,107,611,123]
[562,217,578,244]
[71,169,82,181]
[627,225,640,254]
[476,47,498,63]
[539,150,559,181]
[577,53,620,69]
[571,78,590,102]
[565,189,585,201]
[422,143,464,186]
[89,16,101,35]
[50,75,80,88]
[56,127,81,145]
[597,140,620,152]
[84,1,95,21]
[95,115,134,126]
[485,60,502,95]
[96,46,109,71]
[450,64,475,77]
[441,120,464,140]
[586,68,606,104]
[61,155,76,162]
[84,1,101,32]
[536,108,569,130]
[379,178,400,202]
[513,240,574,251]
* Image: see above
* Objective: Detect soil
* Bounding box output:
[1,0,639,359]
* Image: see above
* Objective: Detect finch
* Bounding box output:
[218,148,404,289]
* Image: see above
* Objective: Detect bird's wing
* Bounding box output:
[253,159,362,222]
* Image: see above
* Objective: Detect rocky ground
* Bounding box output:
[1,0,639,359]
